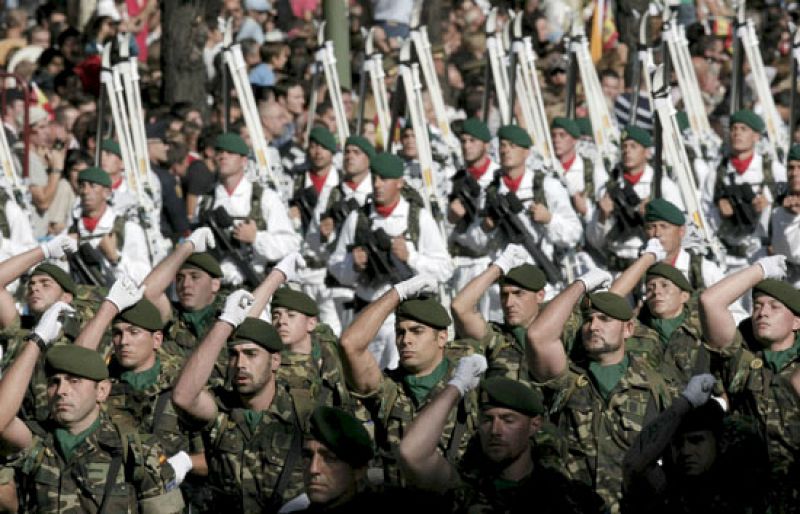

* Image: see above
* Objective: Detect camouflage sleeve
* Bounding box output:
[704,330,755,394]
[475,322,504,356]
[134,438,185,514]
[532,368,581,414]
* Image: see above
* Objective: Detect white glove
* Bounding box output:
[40,235,78,260]
[274,252,306,283]
[393,274,438,301]
[187,227,215,253]
[493,244,529,275]
[106,276,145,312]
[448,354,488,396]
[756,255,787,280]
[681,373,716,408]
[640,238,667,261]
[219,289,254,327]
[577,268,612,292]
[33,301,75,345]
[166,451,193,488]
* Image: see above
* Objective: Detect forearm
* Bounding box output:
[700,264,763,348]
[248,270,286,318]
[610,255,655,297]
[73,302,117,350]
[173,321,232,412]
[527,283,582,380]
[0,247,44,287]
[340,289,396,392]
[451,266,500,339]
[143,243,194,299]
[0,342,39,433]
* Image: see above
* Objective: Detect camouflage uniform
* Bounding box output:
[708,329,800,511]
[6,412,184,514]
[161,300,228,388]
[540,355,673,513]
[355,357,479,486]
[202,383,304,512]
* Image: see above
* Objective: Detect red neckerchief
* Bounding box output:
[467,156,491,181]
[82,209,105,233]
[344,180,359,191]
[111,177,123,190]
[731,154,754,175]
[375,198,400,218]
[623,168,646,186]
[669,252,679,266]
[561,154,577,171]
[502,172,525,193]
[224,175,244,196]
[309,170,329,194]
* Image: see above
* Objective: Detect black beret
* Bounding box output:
[309,406,374,467]
[582,292,634,321]
[114,298,165,331]
[32,263,77,295]
[646,262,692,292]
[499,264,546,292]
[180,253,223,278]
[45,345,109,381]
[229,318,284,352]
[396,297,451,329]
[271,287,319,316]
[479,376,543,416]
[752,279,800,315]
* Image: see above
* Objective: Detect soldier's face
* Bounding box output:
[343,145,370,177]
[215,150,247,178]
[478,407,538,466]
[26,275,70,315]
[303,439,361,506]
[47,374,108,429]
[459,134,487,165]
[730,123,759,153]
[645,278,689,319]
[751,294,800,346]
[500,285,543,328]
[271,307,316,347]
[499,140,528,170]
[100,150,123,176]
[395,320,446,375]
[551,128,576,159]
[228,343,280,395]
[372,175,403,206]
[671,429,717,476]
[621,140,648,171]
[581,312,632,358]
[788,161,800,194]
[176,269,220,311]
[308,141,333,170]
[78,181,110,212]
[111,322,162,373]
[401,129,417,159]
[644,221,685,255]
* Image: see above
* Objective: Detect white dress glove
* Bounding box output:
[187,227,215,253]
[219,289,255,327]
[493,244,529,275]
[577,268,612,292]
[641,238,667,261]
[756,255,787,280]
[106,276,145,312]
[33,301,75,345]
[393,274,438,301]
[448,354,488,397]
[40,235,78,260]
[166,451,193,487]
[274,252,306,283]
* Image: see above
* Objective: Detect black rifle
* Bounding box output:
[606,180,646,241]
[482,190,563,284]
[322,197,360,227]
[350,224,413,285]
[715,183,758,237]
[449,172,481,232]
[67,243,115,287]
[289,186,319,234]
[201,206,263,289]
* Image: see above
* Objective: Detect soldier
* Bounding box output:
[447,118,502,319]
[451,244,546,380]
[99,139,162,218]
[481,124,582,287]
[0,305,184,513]
[70,166,152,285]
[770,144,800,287]
[172,290,305,512]
[587,126,684,273]
[338,275,478,485]
[398,375,603,513]
[399,123,452,199]
[329,153,452,370]
[526,269,674,512]
[702,109,786,271]
[0,185,36,267]
[699,255,800,510]
[196,132,299,286]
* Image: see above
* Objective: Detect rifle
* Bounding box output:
[289,186,319,234]
[322,197,359,227]
[448,173,481,233]
[350,224,413,286]
[482,189,563,284]
[606,180,646,242]
[201,206,264,289]
[68,243,115,287]
[790,26,800,149]
[714,182,758,238]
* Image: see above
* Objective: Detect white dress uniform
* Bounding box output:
[560,153,611,225]
[110,170,163,217]
[206,177,300,286]
[769,204,800,287]
[672,247,748,323]
[0,196,37,263]
[328,197,453,370]
[587,165,685,267]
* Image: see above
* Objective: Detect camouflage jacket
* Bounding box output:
[105,354,191,456]
[541,354,673,514]
[161,300,227,389]
[356,357,479,486]
[8,412,184,514]
[204,383,304,512]
[639,304,709,388]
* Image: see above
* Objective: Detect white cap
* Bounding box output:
[96,0,122,22]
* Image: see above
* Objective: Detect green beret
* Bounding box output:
[479,376,543,416]
[621,125,653,148]
[576,117,593,138]
[101,139,121,158]
[114,298,164,331]
[309,406,374,467]
[644,198,685,226]
[551,117,581,139]
[45,345,108,381]
[497,124,532,149]
[180,253,222,278]
[229,318,284,352]
[214,132,250,156]
[646,262,692,292]
[345,135,376,159]
[370,152,404,179]
[499,264,546,292]
[309,126,338,153]
[77,166,111,188]
[752,279,800,315]
[582,292,633,321]
[396,297,451,329]
[31,263,76,295]
[461,117,491,143]
[675,111,690,133]
[271,287,319,316]
[788,144,800,162]
[730,109,764,133]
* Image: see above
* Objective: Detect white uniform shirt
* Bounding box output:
[296,169,342,285]
[448,159,501,256]
[0,197,36,262]
[560,154,611,224]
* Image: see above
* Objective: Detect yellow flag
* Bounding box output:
[591,0,604,63]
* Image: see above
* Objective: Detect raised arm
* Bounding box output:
[173,290,254,422]
[451,244,527,340]
[74,276,144,350]
[700,256,786,349]
[247,253,305,318]
[609,239,664,297]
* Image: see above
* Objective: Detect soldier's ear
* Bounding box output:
[528,415,543,437]
[210,278,221,294]
[792,317,800,332]
[151,330,163,350]
[535,290,546,303]
[60,292,73,304]
[95,379,111,403]
[270,351,281,372]
[622,320,635,339]
[679,291,691,305]
[306,316,317,334]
